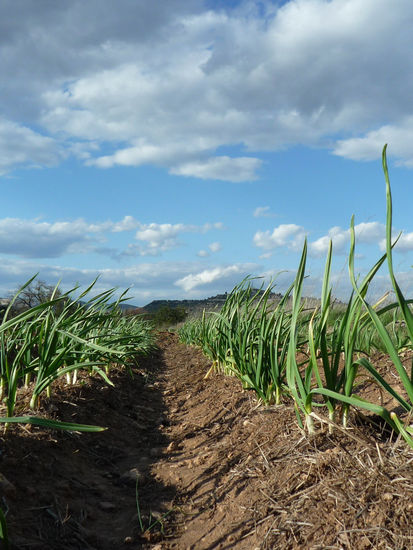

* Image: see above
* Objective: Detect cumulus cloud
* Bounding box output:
[333,118,413,165]
[0,216,224,259]
[3,0,413,176]
[175,263,257,292]
[131,221,224,256]
[111,216,140,232]
[0,119,62,175]
[379,230,413,253]
[134,223,190,254]
[253,224,306,251]
[254,220,390,257]
[0,217,110,258]
[0,215,151,259]
[310,222,385,257]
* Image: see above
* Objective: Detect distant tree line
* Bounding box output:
[0,279,66,320]
[125,304,188,326]
[151,305,187,326]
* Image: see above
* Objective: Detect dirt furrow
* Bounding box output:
[1,332,412,550]
[145,333,413,550]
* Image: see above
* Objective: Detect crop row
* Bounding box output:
[0,278,155,431]
[179,146,413,448]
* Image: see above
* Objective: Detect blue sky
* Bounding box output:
[2,0,413,305]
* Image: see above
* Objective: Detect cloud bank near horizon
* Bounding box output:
[2,210,413,303]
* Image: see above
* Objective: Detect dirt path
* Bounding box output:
[1,332,413,549]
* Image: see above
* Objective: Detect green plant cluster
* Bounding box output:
[179,146,413,448]
[0,279,156,548]
[151,305,188,327]
[0,277,155,423]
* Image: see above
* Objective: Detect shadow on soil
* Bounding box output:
[0,342,178,550]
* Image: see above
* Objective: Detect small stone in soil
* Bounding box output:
[120,468,144,486]
[149,447,163,457]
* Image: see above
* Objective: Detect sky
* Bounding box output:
[2,0,413,305]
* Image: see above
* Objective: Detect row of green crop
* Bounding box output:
[179,146,413,448]
[0,277,155,428]
[0,278,156,548]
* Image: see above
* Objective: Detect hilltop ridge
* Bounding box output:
[142,293,231,314]
[141,288,284,315]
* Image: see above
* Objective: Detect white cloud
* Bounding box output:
[0,256,261,303]
[253,224,306,251]
[310,222,385,257]
[196,242,221,258]
[203,222,225,231]
[383,230,413,253]
[0,215,224,259]
[135,223,189,253]
[89,141,190,169]
[175,263,257,292]
[3,0,413,176]
[259,252,273,260]
[254,220,388,257]
[0,215,156,259]
[111,216,140,233]
[0,119,62,175]
[0,217,111,258]
[0,258,201,301]
[1,248,412,305]
[355,222,386,243]
[333,118,413,164]
[132,221,224,256]
[208,242,221,253]
[253,206,276,218]
[394,233,413,252]
[170,156,261,182]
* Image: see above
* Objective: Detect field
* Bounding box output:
[0,147,412,548]
[0,332,411,549]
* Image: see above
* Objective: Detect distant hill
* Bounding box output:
[118,302,141,312]
[142,293,230,314]
[1,292,343,318]
[142,289,284,316]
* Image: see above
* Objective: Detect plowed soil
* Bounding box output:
[1,332,412,549]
